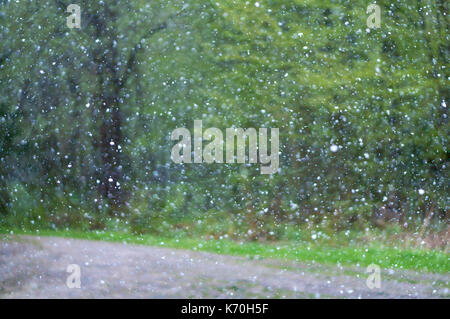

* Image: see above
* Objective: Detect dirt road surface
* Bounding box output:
[0,236,448,298]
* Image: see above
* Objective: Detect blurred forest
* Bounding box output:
[0,0,448,241]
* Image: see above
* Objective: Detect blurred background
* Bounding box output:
[0,0,448,248]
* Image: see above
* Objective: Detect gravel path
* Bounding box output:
[0,236,448,298]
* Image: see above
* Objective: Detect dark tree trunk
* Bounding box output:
[91,5,125,215]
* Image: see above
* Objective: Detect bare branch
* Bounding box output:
[119,21,168,89]
[119,7,191,89]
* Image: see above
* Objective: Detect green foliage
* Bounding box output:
[0,0,448,240]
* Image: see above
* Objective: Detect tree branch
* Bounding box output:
[119,22,168,89]
[119,7,191,89]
